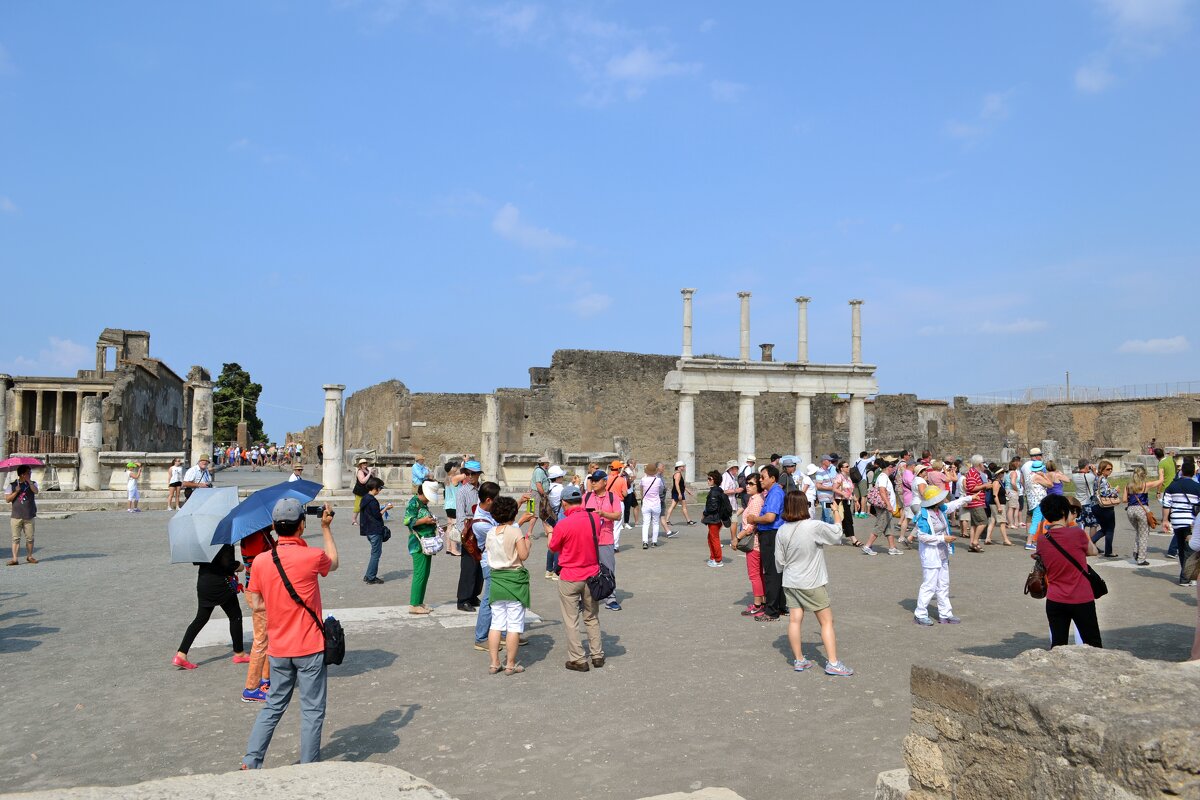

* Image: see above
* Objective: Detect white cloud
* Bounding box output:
[980,318,1047,334]
[3,337,89,375]
[0,196,17,214]
[1117,335,1189,354]
[710,79,746,103]
[492,203,574,250]
[606,45,700,83]
[1099,0,1189,40]
[571,293,612,317]
[1075,61,1115,93]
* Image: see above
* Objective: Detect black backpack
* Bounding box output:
[849,464,863,484]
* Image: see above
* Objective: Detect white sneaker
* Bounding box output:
[887,548,903,556]
[861,546,877,555]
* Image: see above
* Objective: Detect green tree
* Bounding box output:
[213,362,266,444]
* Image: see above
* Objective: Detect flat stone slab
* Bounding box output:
[0,762,457,799]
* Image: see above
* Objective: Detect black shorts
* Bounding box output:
[169,481,182,488]
[446,509,457,520]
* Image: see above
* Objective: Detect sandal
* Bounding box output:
[849,539,864,548]
[504,664,525,675]
[6,560,17,566]
[488,663,503,674]
[26,556,37,564]
[409,606,432,615]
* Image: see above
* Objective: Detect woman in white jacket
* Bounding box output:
[913,485,970,626]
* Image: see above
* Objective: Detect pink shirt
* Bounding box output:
[548,507,601,582]
[583,490,620,546]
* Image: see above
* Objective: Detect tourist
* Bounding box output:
[359,476,392,586]
[655,462,673,536]
[1121,465,1162,566]
[473,482,529,651]
[775,492,854,676]
[813,455,836,524]
[832,461,863,546]
[351,458,372,526]
[639,463,665,549]
[963,455,989,552]
[6,465,38,565]
[455,462,483,612]
[984,463,1013,546]
[746,464,786,621]
[526,456,551,540]
[250,445,259,472]
[167,458,184,511]
[721,460,743,508]
[912,485,970,626]
[543,465,566,576]
[779,456,800,493]
[861,457,899,555]
[733,474,765,616]
[404,481,439,613]
[182,455,213,501]
[411,454,429,489]
[126,461,143,513]
[316,444,323,465]
[1070,459,1099,542]
[1035,494,1102,648]
[605,461,630,549]
[852,451,877,517]
[1090,460,1120,558]
[485,495,531,675]
[737,456,758,509]
[241,500,338,768]
[1005,457,1024,530]
[622,460,641,528]
[583,470,623,610]
[664,461,695,530]
[288,464,304,482]
[238,525,275,703]
[1022,448,1049,549]
[799,463,818,506]
[1157,448,1178,557]
[444,464,464,556]
[547,484,605,672]
[701,469,733,567]
[1162,457,1200,586]
[173,542,247,670]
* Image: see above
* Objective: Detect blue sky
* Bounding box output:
[2,1,1197,440]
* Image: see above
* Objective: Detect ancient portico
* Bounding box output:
[665,290,878,477]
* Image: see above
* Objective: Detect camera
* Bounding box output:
[306,505,334,517]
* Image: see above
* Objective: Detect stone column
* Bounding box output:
[738,291,751,361]
[737,391,758,466]
[34,391,44,433]
[481,395,500,480]
[75,391,84,437]
[322,384,346,490]
[849,395,867,456]
[850,299,864,364]
[681,288,696,359]
[0,377,10,459]
[795,296,810,364]
[794,393,813,467]
[677,390,698,481]
[53,390,64,435]
[190,381,214,468]
[12,386,23,437]
[79,396,103,491]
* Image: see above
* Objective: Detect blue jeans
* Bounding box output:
[474,560,492,643]
[242,652,326,768]
[546,547,559,574]
[364,533,383,580]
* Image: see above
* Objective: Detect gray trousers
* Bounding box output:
[598,544,616,603]
[242,652,327,768]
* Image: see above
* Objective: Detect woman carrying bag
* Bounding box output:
[1035,494,1102,648]
[404,481,441,614]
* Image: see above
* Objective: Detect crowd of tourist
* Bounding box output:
[212,441,305,471]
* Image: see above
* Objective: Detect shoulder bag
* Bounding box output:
[1023,553,1047,599]
[1044,531,1108,599]
[734,528,756,553]
[1131,492,1158,529]
[585,512,616,601]
[460,506,482,562]
[270,544,345,665]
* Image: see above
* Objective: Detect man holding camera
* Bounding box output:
[182,455,214,501]
[241,499,339,768]
[6,465,38,565]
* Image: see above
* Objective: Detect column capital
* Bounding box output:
[848,298,864,306]
[738,391,760,399]
[322,384,346,392]
[681,287,697,297]
[678,389,701,397]
[794,296,810,304]
[737,291,752,299]
[793,392,816,399]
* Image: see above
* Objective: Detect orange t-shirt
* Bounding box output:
[606,472,628,499]
[248,538,331,658]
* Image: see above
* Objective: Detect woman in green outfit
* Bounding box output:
[404,481,441,614]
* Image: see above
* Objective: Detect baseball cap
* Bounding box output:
[780,455,798,467]
[463,460,483,473]
[820,454,834,463]
[126,461,137,468]
[548,465,565,479]
[589,470,607,481]
[272,497,304,523]
[561,485,583,503]
[610,460,624,470]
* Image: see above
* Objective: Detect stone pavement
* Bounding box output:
[0,505,1194,800]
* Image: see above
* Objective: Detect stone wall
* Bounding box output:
[878,647,1200,799]
[104,362,186,452]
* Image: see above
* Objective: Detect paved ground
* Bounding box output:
[1,495,1195,800]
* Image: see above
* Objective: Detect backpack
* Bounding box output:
[849,463,863,484]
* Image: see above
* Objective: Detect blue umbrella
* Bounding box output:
[211,479,324,546]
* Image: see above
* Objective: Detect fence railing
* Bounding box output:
[938,381,1200,406]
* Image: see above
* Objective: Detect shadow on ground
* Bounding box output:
[0,621,61,653]
[324,705,420,761]
[960,623,1195,662]
[334,648,399,678]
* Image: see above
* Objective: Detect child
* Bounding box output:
[485,495,531,675]
[126,461,143,513]
[774,491,853,676]
[913,485,970,626]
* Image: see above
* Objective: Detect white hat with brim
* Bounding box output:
[921,487,950,507]
[805,464,819,476]
[726,460,738,469]
[547,465,565,480]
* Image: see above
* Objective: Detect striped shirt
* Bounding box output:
[1162,478,1200,530]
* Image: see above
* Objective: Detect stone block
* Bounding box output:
[910,665,981,715]
[903,733,951,791]
[873,768,911,800]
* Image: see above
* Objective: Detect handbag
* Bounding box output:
[270,544,345,665]
[1044,531,1108,600]
[734,530,755,553]
[420,531,445,555]
[1023,553,1047,599]
[461,507,482,562]
[1131,493,1158,528]
[584,512,616,601]
[380,525,391,543]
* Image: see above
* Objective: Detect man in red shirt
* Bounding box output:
[963,455,989,553]
[241,499,339,769]
[548,485,605,672]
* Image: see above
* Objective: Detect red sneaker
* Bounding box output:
[232,654,251,664]
[172,654,197,670]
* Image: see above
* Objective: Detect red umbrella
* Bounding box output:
[0,457,44,471]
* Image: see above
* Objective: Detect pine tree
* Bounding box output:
[212,363,266,443]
